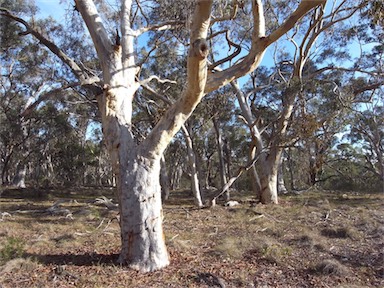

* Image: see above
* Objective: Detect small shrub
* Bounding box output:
[292,233,327,251]
[260,244,292,263]
[320,227,356,239]
[0,237,25,264]
[214,236,253,259]
[312,259,349,276]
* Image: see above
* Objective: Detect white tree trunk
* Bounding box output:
[277,154,288,194]
[76,0,212,272]
[118,153,169,272]
[160,156,170,201]
[231,81,263,196]
[182,125,203,207]
[259,153,280,204]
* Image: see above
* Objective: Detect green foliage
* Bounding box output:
[0,237,25,264]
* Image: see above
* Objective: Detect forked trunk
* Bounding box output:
[117,153,169,272]
[99,82,169,272]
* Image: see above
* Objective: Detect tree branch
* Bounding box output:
[21,82,85,117]
[353,82,383,96]
[75,0,113,70]
[142,0,213,160]
[208,31,241,70]
[121,0,136,78]
[266,0,325,46]
[139,75,177,87]
[205,0,324,93]
[0,7,97,86]
[211,0,239,24]
[135,20,185,36]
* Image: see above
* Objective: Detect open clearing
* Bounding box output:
[0,187,383,287]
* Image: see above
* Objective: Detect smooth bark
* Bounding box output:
[160,156,170,201]
[213,117,229,201]
[181,125,203,207]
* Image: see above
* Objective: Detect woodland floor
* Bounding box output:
[0,186,383,288]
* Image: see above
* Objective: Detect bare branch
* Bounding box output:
[141,84,172,105]
[139,75,177,87]
[211,148,266,205]
[309,66,384,77]
[208,31,241,70]
[21,82,86,117]
[266,1,326,46]
[75,0,113,67]
[353,82,384,96]
[135,20,185,36]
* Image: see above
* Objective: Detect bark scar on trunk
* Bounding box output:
[190,39,209,59]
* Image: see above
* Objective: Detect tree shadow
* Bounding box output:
[25,252,120,266]
[0,186,116,201]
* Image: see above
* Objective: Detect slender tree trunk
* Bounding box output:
[287,147,296,190]
[231,81,262,196]
[160,156,170,201]
[1,152,13,185]
[12,162,26,188]
[249,143,262,197]
[13,115,29,188]
[213,117,229,201]
[277,153,288,194]
[182,125,203,207]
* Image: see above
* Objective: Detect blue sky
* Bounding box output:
[35,0,66,20]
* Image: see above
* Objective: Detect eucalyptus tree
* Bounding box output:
[233,0,382,203]
[1,0,324,271]
[0,0,50,186]
[343,95,384,185]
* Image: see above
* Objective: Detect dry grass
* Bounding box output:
[0,187,383,287]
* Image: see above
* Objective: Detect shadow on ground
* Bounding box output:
[25,252,119,266]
